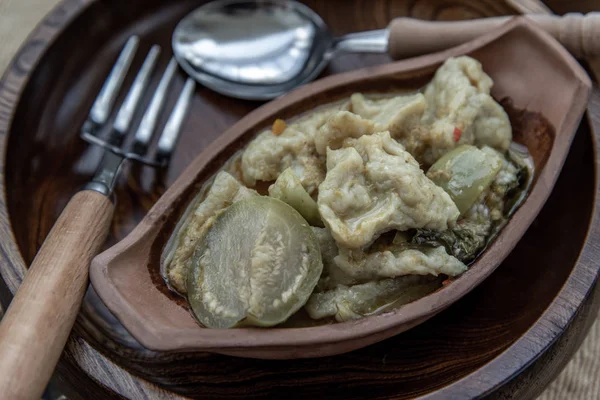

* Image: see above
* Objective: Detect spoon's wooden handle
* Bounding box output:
[388,13,600,60]
[0,190,113,400]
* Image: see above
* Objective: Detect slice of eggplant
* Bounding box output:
[187,196,323,328]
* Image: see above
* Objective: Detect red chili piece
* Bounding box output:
[453,127,462,142]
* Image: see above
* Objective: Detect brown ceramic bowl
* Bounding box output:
[89,18,591,359]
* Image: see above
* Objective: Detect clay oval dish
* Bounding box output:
[90,18,590,359]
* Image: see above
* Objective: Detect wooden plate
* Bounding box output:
[0,0,599,398]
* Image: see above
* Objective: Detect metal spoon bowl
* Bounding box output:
[172,0,387,100]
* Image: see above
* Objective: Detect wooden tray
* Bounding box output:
[0,0,598,398]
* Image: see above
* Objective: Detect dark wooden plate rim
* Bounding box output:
[0,0,597,398]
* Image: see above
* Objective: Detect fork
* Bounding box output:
[0,36,195,399]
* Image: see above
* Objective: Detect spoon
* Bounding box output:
[172,0,600,100]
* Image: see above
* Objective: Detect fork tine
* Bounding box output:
[89,36,139,126]
[113,45,161,137]
[156,78,196,162]
[132,58,178,152]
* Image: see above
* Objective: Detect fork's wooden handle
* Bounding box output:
[0,190,113,400]
[388,12,600,60]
